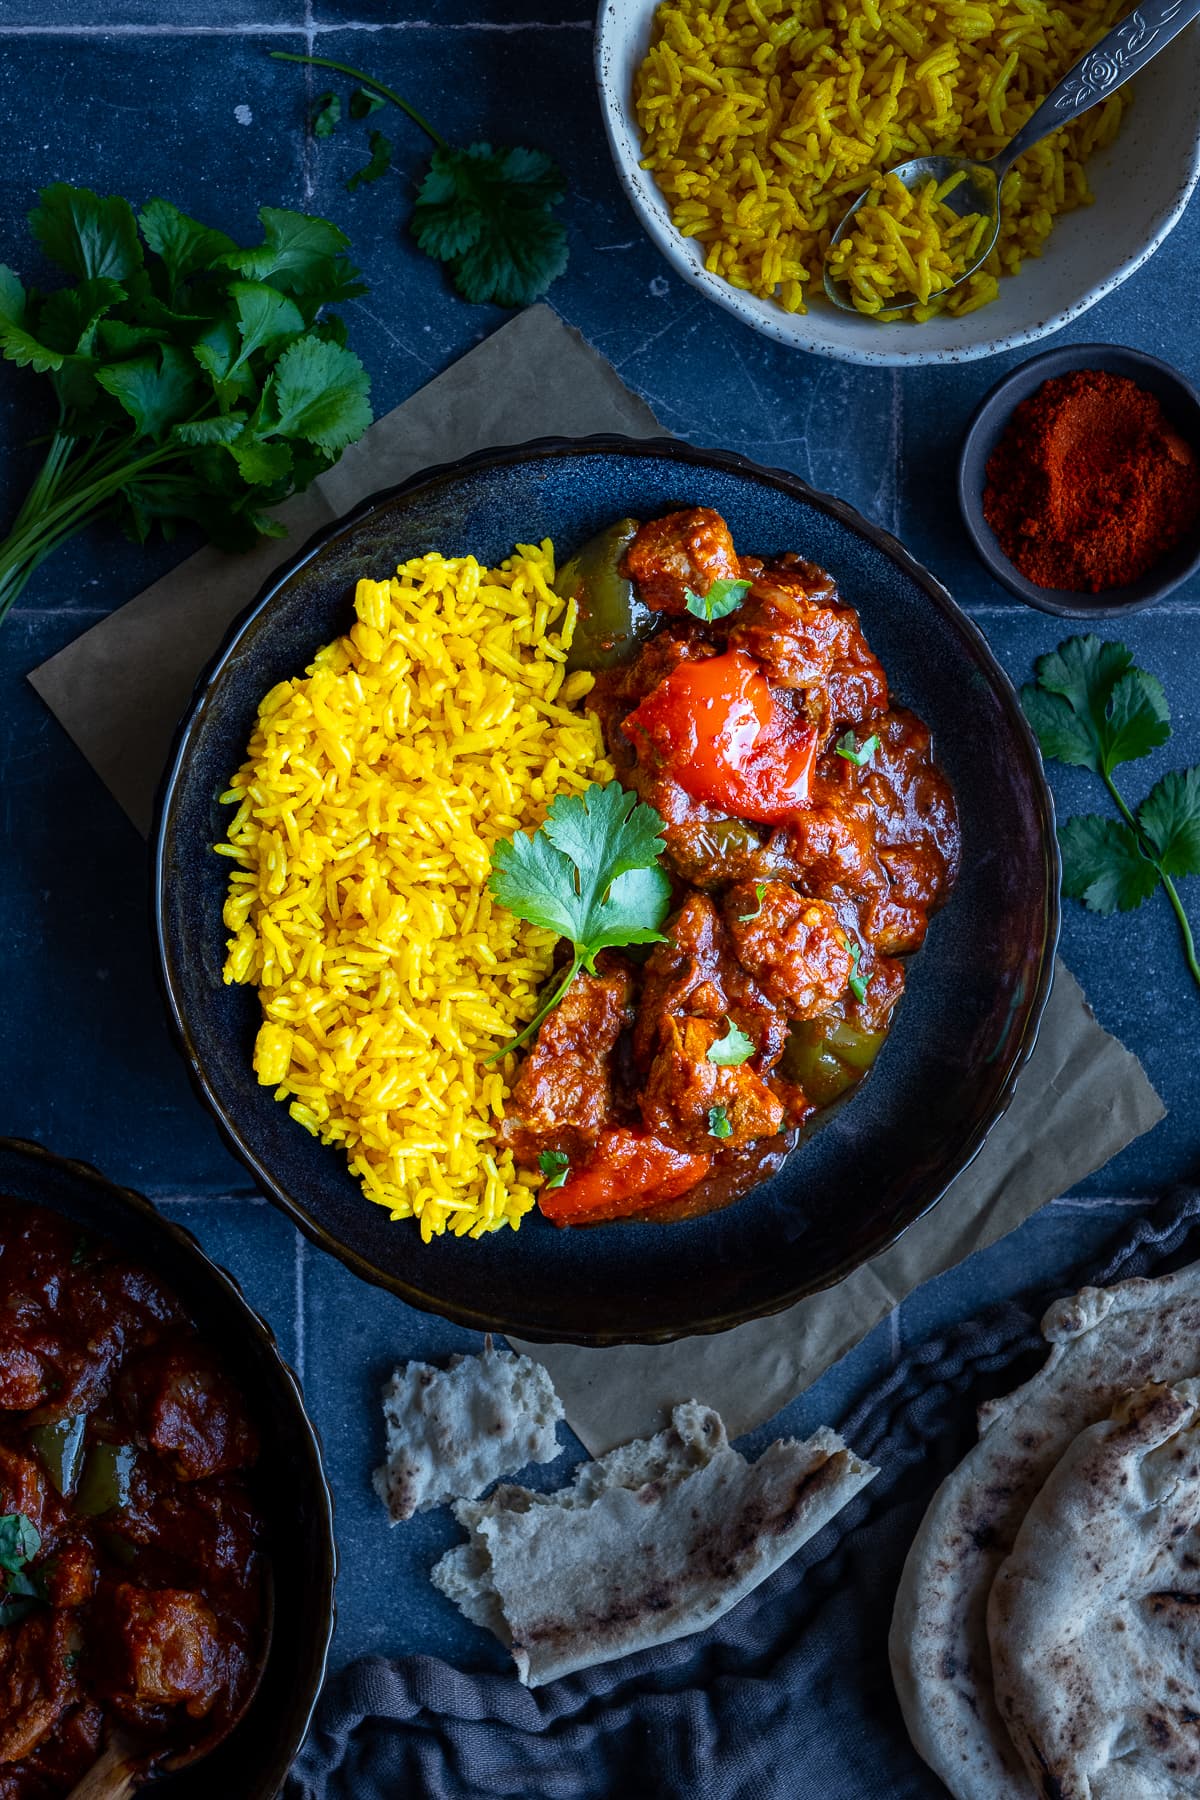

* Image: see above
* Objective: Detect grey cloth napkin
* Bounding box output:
[286,1188,1200,1800]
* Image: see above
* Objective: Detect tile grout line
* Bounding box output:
[0,20,592,36]
[1049,1194,1156,1210]
[151,1192,269,1206]
[302,0,315,203]
[889,370,903,538]
[294,1230,307,1383]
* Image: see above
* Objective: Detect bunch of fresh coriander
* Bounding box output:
[1023,635,1200,991]
[0,184,373,628]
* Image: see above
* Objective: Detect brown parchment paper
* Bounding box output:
[27,304,1164,1452]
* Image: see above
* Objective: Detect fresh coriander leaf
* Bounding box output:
[95,343,198,442]
[491,782,671,963]
[228,435,294,487]
[347,130,393,193]
[1105,670,1171,770]
[228,281,306,365]
[539,780,667,890]
[707,1105,733,1140]
[489,782,670,1057]
[0,1515,40,1577]
[845,938,870,1003]
[31,184,143,283]
[37,278,125,356]
[683,576,751,623]
[707,1017,755,1066]
[350,87,387,120]
[312,91,341,138]
[264,335,373,455]
[1024,636,1170,775]
[193,316,257,405]
[738,882,767,923]
[836,730,879,768]
[538,1150,570,1190]
[412,142,568,307]
[171,416,247,447]
[137,199,235,289]
[220,208,367,306]
[1138,768,1200,878]
[1059,815,1159,916]
[0,271,66,373]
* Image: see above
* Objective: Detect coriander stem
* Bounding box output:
[1102,767,1200,994]
[488,954,582,1065]
[270,52,448,148]
[1161,871,1200,991]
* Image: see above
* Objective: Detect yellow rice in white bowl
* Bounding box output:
[214,544,612,1243]
[633,0,1129,320]
[595,0,1200,363]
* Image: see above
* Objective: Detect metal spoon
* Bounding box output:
[824,0,1200,313]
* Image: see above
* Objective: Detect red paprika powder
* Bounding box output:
[982,369,1200,592]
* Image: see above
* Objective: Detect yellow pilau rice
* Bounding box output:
[634,0,1130,319]
[215,545,613,1242]
[825,169,990,316]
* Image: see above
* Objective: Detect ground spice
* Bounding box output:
[982,370,1200,592]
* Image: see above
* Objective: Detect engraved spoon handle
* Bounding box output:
[996,0,1200,177]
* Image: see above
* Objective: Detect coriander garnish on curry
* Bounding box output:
[216,507,958,1239]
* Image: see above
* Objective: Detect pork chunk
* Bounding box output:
[641,1017,784,1151]
[119,1342,258,1482]
[501,961,635,1164]
[0,1614,76,1764]
[856,709,961,954]
[724,882,852,1019]
[728,564,889,729]
[633,893,788,1073]
[100,1584,224,1717]
[623,508,743,616]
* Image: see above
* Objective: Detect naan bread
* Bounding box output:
[373,1342,563,1521]
[433,1399,877,1686]
[890,1262,1200,1800]
[989,1381,1200,1800]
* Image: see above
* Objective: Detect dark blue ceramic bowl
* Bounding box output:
[154,437,1058,1346]
[0,1138,335,1798]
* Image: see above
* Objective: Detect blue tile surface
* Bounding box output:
[1,0,1198,1746]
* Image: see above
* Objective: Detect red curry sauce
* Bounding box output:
[502,507,960,1226]
[0,1203,266,1798]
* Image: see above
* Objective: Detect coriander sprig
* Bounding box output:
[273,52,569,307]
[1022,635,1200,992]
[488,782,672,1058]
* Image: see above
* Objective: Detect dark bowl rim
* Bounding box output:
[152,432,1061,1345]
[957,341,1200,617]
[0,1134,338,1795]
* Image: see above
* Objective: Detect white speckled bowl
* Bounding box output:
[595,0,1200,366]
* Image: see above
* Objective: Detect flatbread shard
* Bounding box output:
[432,1398,877,1687]
[989,1380,1200,1800]
[890,1262,1200,1800]
[373,1343,564,1522]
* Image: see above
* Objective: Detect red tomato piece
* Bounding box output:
[624,649,817,824]
[538,1129,712,1226]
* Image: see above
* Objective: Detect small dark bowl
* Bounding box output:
[154,436,1059,1346]
[959,342,1200,618]
[0,1138,336,1799]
